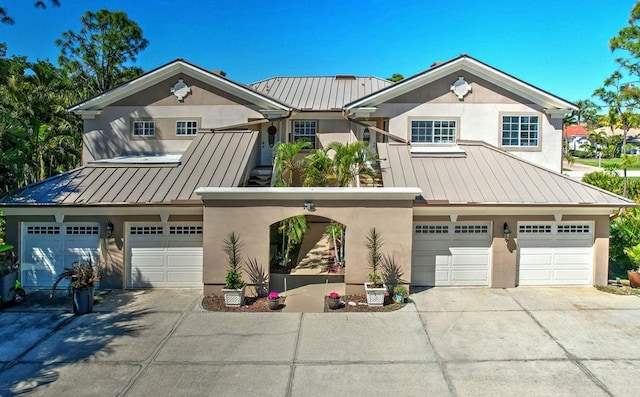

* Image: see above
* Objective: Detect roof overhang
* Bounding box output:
[413,204,627,218]
[69,60,291,114]
[345,55,577,114]
[195,187,422,201]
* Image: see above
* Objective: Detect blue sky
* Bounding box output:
[0,0,637,105]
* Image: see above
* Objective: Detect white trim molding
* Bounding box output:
[195,187,422,201]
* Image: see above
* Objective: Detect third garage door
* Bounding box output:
[412,223,491,286]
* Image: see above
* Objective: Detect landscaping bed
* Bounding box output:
[201,294,406,312]
[596,285,640,296]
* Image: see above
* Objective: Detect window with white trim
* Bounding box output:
[415,225,448,234]
[293,120,316,147]
[130,226,164,235]
[66,226,100,235]
[411,120,456,143]
[169,226,203,235]
[557,224,590,234]
[27,226,60,235]
[518,224,552,234]
[501,115,539,147]
[176,120,198,136]
[132,120,155,137]
[455,225,488,234]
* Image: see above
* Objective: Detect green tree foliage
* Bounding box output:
[573,99,600,129]
[611,208,640,276]
[0,0,59,25]
[0,48,81,196]
[56,9,148,97]
[387,73,404,82]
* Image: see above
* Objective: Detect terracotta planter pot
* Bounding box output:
[628,271,640,288]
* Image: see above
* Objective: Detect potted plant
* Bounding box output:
[0,244,25,305]
[267,291,280,310]
[364,228,386,306]
[623,243,640,288]
[393,285,409,304]
[50,258,102,314]
[327,291,341,310]
[221,232,246,307]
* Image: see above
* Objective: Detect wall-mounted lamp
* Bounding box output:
[303,201,315,212]
[105,221,114,238]
[503,222,511,242]
[267,125,277,147]
[363,127,371,145]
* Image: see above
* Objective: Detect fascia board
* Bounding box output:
[0,205,203,217]
[413,205,621,217]
[70,61,290,113]
[195,187,422,201]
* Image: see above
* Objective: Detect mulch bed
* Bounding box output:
[201,294,406,312]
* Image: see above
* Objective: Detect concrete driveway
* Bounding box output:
[0,287,639,396]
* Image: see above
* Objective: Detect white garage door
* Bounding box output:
[21,223,101,287]
[412,223,491,286]
[128,223,203,288]
[518,223,593,286]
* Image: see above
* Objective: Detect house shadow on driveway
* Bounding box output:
[0,289,159,395]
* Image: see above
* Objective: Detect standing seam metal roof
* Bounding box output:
[0,131,259,206]
[250,76,394,111]
[378,141,635,206]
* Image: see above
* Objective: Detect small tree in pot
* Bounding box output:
[221,232,246,307]
[624,243,640,288]
[364,228,386,306]
[50,258,102,314]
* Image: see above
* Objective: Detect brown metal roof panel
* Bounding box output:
[455,152,492,202]
[165,133,213,200]
[100,168,144,203]
[204,133,237,187]
[377,143,395,187]
[110,168,151,203]
[221,132,258,187]
[85,167,128,203]
[126,168,162,203]
[138,167,173,203]
[62,167,107,204]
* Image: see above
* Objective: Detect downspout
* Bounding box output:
[341,110,408,144]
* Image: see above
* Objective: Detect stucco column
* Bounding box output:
[491,218,517,288]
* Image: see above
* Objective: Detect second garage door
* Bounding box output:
[412,223,491,287]
[517,223,593,286]
[128,223,203,288]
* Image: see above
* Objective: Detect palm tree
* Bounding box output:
[327,141,377,187]
[273,140,312,187]
[302,148,335,187]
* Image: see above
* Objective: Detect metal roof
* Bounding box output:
[378,141,635,206]
[250,76,393,111]
[0,131,258,206]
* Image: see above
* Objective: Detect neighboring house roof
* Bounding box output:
[0,131,258,206]
[564,125,589,138]
[594,126,640,138]
[69,59,291,115]
[345,54,578,115]
[249,76,393,111]
[378,141,634,206]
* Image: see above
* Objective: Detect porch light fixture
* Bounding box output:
[268,125,277,147]
[303,201,315,212]
[363,127,371,145]
[105,221,114,238]
[503,222,511,242]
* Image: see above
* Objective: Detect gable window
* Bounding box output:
[501,115,539,147]
[411,120,456,143]
[176,120,198,136]
[293,120,316,147]
[132,120,155,137]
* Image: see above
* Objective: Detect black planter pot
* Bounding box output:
[73,286,94,314]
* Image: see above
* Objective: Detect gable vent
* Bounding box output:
[335,74,356,80]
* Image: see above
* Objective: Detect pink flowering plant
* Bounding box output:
[329,291,340,299]
[268,291,279,300]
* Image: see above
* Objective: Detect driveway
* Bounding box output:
[0,287,639,396]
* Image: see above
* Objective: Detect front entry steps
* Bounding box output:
[247,166,272,187]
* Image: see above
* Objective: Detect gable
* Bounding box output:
[388,70,535,106]
[112,73,254,107]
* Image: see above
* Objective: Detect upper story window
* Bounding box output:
[293,120,316,148]
[176,120,198,136]
[132,120,155,137]
[411,120,456,144]
[501,115,539,147]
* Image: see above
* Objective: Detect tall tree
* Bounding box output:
[573,99,600,128]
[0,0,59,24]
[56,9,148,97]
[387,73,404,82]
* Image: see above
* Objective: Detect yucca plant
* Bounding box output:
[223,232,245,290]
[365,228,384,287]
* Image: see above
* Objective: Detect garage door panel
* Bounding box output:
[167,271,202,283]
[451,269,489,282]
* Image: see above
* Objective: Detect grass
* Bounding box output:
[596,285,640,295]
[571,157,640,170]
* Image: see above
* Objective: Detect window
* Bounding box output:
[501,115,539,147]
[411,120,456,143]
[176,120,198,136]
[293,120,316,147]
[132,120,155,137]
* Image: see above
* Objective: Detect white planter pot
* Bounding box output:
[222,286,246,307]
[364,283,386,307]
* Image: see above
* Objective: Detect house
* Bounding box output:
[564,124,590,151]
[0,55,634,295]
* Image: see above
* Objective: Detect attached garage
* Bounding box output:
[517,222,593,286]
[127,222,203,288]
[412,222,491,286]
[21,223,101,287]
